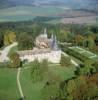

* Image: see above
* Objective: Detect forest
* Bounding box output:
[0,20,98,52]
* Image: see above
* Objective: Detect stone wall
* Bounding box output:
[20,50,61,63]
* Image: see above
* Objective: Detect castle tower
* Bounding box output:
[52,34,59,50]
[51,32,54,40]
[43,28,47,38]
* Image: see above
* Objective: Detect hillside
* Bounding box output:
[0,6,65,22]
[0,6,97,23]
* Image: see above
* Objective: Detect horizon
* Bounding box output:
[0,0,97,9]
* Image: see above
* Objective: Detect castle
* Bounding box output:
[17,29,61,63]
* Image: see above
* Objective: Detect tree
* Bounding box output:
[0,33,3,48]
[93,61,98,72]
[41,81,60,100]
[31,60,43,83]
[4,31,16,46]
[9,52,21,68]
[60,54,71,67]
[41,72,62,100]
[66,79,78,100]
[58,81,67,100]
[31,59,49,83]
[66,75,98,100]
[57,30,70,42]
[80,59,96,76]
[75,34,84,46]
[88,35,96,51]
[40,59,48,74]
[18,33,34,50]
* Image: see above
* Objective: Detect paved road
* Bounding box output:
[0,42,18,62]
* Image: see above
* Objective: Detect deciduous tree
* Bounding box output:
[9,52,21,68]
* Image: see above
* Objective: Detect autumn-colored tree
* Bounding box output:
[9,52,21,68]
[4,31,16,46]
[67,79,77,100]
[66,75,98,100]
[75,34,84,46]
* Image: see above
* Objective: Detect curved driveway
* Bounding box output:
[0,42,18,62]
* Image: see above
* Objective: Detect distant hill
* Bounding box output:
[0,0,97,22]
[0,6,96,22]
[0,6,65,22]
[0,0,97,13]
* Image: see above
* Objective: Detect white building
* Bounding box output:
[17,29,61,63]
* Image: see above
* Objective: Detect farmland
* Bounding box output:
[0,6,97,24]
[61,16,97,24]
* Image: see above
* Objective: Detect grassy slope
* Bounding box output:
[0,68,19,100]
[49,64,76,80]
[20,68,45,100]
[20,64,76,100]
[0,64,76,100]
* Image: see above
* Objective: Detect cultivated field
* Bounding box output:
[61,16,97,24]
[0,6,97,24]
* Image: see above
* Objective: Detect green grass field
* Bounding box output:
[0,64,76,100]
[20,64,76,100]
[0,68,19,100]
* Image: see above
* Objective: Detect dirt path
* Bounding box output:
[17,68,24,99]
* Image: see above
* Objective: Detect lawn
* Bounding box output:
[48,64,76,80]
[20,64,76,100]
[0,64,76,100]
[20,67,45,100]
[0,68,19,100]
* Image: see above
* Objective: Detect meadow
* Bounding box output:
[0,68,19,100]
[0,64,76,100]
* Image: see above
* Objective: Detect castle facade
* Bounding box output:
[17,29,61,63]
